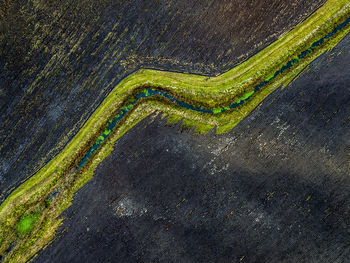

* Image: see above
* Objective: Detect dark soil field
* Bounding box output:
[34,33,350,262]
[0,0,325,201]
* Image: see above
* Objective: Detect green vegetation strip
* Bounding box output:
[0,1,350,262]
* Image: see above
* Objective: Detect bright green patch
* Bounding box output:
[236,90,255,104]
[212,108,222,114]
[265,74,274,81]
[103,129,111,136]
[15,212,40,236]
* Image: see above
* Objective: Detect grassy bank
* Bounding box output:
[0,0,349,262]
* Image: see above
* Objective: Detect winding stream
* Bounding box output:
[78,16,350,168]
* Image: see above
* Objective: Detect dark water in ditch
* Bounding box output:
[78,15,350,168]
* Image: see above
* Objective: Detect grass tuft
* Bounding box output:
[15,212,41,237]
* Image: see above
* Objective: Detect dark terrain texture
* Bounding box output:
[0,0,325,200]
[34,34,350,262]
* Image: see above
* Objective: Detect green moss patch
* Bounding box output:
[15,212,41,236]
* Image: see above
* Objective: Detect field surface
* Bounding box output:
[0,0,325,200]
[35,33,350,262]
[1,0,350,262]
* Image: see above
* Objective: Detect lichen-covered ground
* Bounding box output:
[34,33,350,263]
[0,0,325,201]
